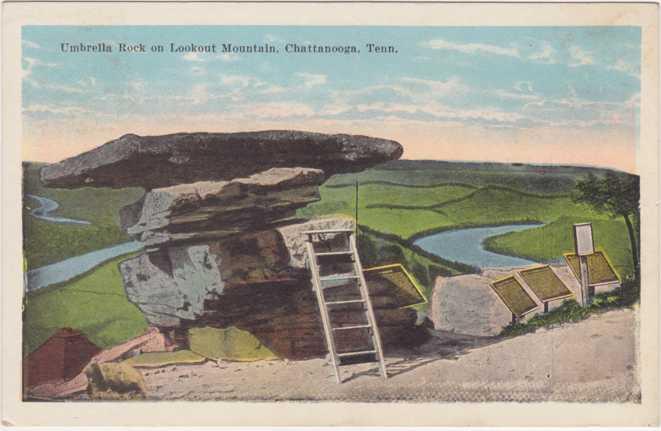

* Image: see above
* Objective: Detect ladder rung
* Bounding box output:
[304,229,355,235]
[315,251,353,257]
[337,350,376,358]
[320,274,358,282]
[332,324,371,331]
[325,299,365,306]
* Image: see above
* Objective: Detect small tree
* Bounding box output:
[574,172,640,282]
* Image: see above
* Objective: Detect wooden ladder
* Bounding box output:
[304,228,387,383]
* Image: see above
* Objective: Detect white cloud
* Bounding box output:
[264,34,281,43]
[191,84,208,105]
[608,59,639,78]
[248,102,315,119]
[421,39,520,58]
[183,52,205,62]
[399,76,467,97]
[23,103,90,116]
[22,57,57,80]
[220,74,254,87]
[492,89,539,102]
[568,45,594,67]
[218,53,240,62]
[528,42,556,64]
[514,81,534,93]
[78,77,97,88]
[22,40,41,49]
[296,72,327,88]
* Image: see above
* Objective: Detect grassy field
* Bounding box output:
[23,253,148,356]
[325,160,613,194]
[484,216,633,279]
[301,163,636,280]
[302,184,609,240]
[23,162,144,269]
[21,159,636,356]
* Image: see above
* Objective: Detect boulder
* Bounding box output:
[126,167,325,247]
[40,130,403,189]
[431,274,512,337]
[119,218,423,359]
[121,229,299,327]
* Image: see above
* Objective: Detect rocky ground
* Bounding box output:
[140,308,638,402]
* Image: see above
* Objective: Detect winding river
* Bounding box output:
[27,193,539,290]
[26,194,91,225]
[26,194,143,292]
[413,223,541,269]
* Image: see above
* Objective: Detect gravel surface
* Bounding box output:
[142,308,639,402]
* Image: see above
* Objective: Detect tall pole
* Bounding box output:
[354,180,359,244]
[579,255,590,306]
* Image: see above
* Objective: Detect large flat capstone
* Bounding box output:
[40,130,403,189]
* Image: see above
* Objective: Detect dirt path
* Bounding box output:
[143,307,638,402]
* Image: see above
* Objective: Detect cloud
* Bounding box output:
[22,40,41,49]
[23,103,91,116]
[528,42,556,64]
[514,81,534,93]
[218,53,240,62]
[421,39,520,58]
[78,77,97,88]
[22,57,57,80]
[220,74,254,87]
[608,59,639,78]
[248,102,315,119]
[191,84,208,105]
[568,45,594,67]
[399,76,467,97]
[491,89,539,102]
[183,52,205,62]
[264,34,281,43]
[296,72,327,88]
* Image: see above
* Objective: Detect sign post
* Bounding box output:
[573,223,594,306]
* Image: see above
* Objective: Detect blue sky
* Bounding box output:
[22,26,641,170]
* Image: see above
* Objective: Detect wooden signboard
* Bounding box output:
[573,222,595,256]
[572,223,594,306]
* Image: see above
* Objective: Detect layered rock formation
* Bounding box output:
[40,130,403,189]
[42,130,424,360]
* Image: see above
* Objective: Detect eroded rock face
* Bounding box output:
[40,130,403,189]
[126,167,325,247]
[119,220,423,359]
[42,130,418,360]
[120,229,298,327]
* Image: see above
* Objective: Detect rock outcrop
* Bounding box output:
[42,130,421,360]
[127,167,325,247]
[40,130,403,189]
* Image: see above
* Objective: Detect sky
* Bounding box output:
[22,26,641,172]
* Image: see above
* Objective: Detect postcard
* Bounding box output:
[1,1,659,427]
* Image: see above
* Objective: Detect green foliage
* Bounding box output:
[302,164,633,307]
[574,172,640,218]
[485,216,633,278]
[500,280,639,337]
[188,326,278,361]
[301,182,605,240]
[23,253,148,356]
[574,172,640,280]
[324,160,601,194]
[22,162,144,269]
